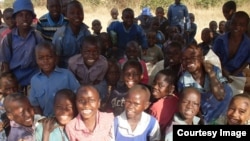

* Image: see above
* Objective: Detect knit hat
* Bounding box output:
[12,0,35,18]
[141,7,152,16]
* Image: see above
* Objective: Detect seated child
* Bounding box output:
[165,87,202,141]
[226,93,250,125]
[92,19,102,36]
[68,35,108,98]
[198,28,213,56]
[149,69,179,136]
[178,44,233,124]
[29,42,80,117]
[149,17,166,49]
[98,32,115,59]
[218,20,226,34]
[107,59,145,116]
[52,0,90,68]
[4,93,44,141]
[114,84,161,140]
[119,41,149,84]
[65,85,114,140]
[209,20,220,43]
[36,0,68,41]
[154,7,168,26]
[35,89,77,141]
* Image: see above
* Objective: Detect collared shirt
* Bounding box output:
[114,111,161,141]
[68,54,108,85]
[213,32,250,76]
[65,112,114,141]
[167,3,189,27]
[35,122,69,141]
[37,13,68,41]
[0,27,44,87]
[29,67,80,117]
[178,65,233,124]
[149,95,179,135]
[8,114,44,141]
[52,23,91,68]
[165,113,200,141]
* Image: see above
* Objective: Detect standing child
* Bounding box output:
[35,89,77,141]
[0,0,44,90]
[107,8,148,59]
[52,0,91,68]
[226,93,250,125]
[114,84,161,140]
[155,6,168,26]
[68,35,108,96]
[4,93,44,141]
[91,19,102,36]
[149,69,179,136]
[107,7,120,27]
[37,0,68,41]
[209,20,220,43]
[222,0,236,32]
[29,42,80,117]
[218,20,226,34]
[65,85,114,140]
[198,28,213,56]
[185,13,197,45]
[165,87,202,141]
[0,8,16,42]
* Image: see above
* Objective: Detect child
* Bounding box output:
[107,8,148,59]
[92,19,102,36]
[52,0,91,68]
[136,7,153,32]
[149,69,179,136]
[60,0,71,16]
[155,6,168,26]
[98,32,115,59]
[165,87,201,141]
[35,89,77,141]
[0,8,15,42]
[209,20,220,43]
[114,84,161,140]
[178,44,233,124]
[149,17,166,49]
[37,0,68,41]
[218,20,226,34]
[0,0,44,89]
[213,11,250,81]
[107,7,120,27]
[119,41,149,85]
[65,85,114,140]
[222,0,236,32]
[185,13,197,45]
[107,59,144,116]
[226,93,250,125]
[4,93,44,141]
[198,28,213,56]
[68,35,108,86]
[29,42,80,117]
[142,30,164,65]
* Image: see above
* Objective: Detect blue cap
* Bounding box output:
[12,0,35,18]
[141,7,152,16]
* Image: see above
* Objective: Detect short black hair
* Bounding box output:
[67,0,83,12]
[0,71,18,88]
[123,59,143,74]
[122,8,134,16]
[3,93,28,113]
[35,41,56,56]
[155,69,177,85]
[223,0,236,11]
[82,35,101,51]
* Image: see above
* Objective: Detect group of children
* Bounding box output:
[0,0,249,140]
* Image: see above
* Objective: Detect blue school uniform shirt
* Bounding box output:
[178,65,233,124]
[167,3,189,29]
[213,32,250,76]
[107,21,148,59]
[36,13,68,41]
[28,67,80,117]
[52,23,91,68]
[0,28,44,87]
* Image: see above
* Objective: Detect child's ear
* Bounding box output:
[144,101,151,110]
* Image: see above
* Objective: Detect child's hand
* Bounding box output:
[203,60,213,74]
[42,117,57,133]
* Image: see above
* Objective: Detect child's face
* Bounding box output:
[223,7,234,20]
[152,73,172,99]
[123,66,142,89]
[106,63,120,86]
[36,48,56,76]
[122,11,134,28]
[231,14,248,37]
[201,29,213,43]
[100,34,111,48]
[147,34,156,47]
[125,46,139,60]
[219,21,225,32]
[125,89,149,119]
[66,4,83,27]
[3,11,15,29]
[61,0,71,16]
[156,8,164,19]
[179,90,200,122]
[189,14,195,23]
[0,78,18,96]
[82,44,100,68]
[182,48,203,73]
[209,22,217,32]
[111,11,118,19]
[15,11,33,30]
[92,21,102,33]
[164,46,182,67]
[227,97,250,125]
[54,95,75,126]
[7,99,34,127]
[76,87,100,120]
[47,0,61,21]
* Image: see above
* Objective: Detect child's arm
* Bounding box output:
[42,118,56,141]
[231,62,249,76]
[203,61,225,101]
